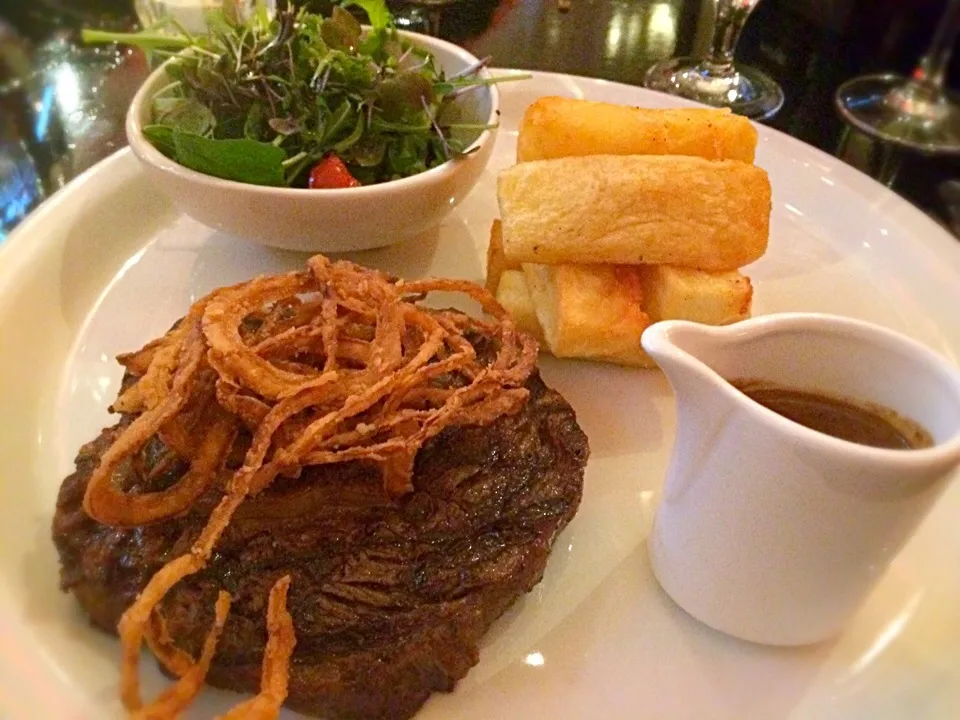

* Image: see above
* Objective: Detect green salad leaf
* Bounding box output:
[343,0,392,31]
[85,1,525,188]
[142,125,177,156]
[173,130,287,185]
[154,97,216,136]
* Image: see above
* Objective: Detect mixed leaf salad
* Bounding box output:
[83,1,513,188]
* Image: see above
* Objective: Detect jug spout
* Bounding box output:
[642,320,735,368]
[641,320,740,400]
[641,321,740,500]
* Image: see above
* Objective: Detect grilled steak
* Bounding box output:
[52,369,588,719]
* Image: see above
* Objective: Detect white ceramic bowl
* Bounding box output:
[126,31,499,252]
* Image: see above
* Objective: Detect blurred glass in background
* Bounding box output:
[135,0,276,33]
[1,0,958,242]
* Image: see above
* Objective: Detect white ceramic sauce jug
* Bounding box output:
[641,313,960,646]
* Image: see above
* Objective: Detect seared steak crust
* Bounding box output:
[53,373,587,720]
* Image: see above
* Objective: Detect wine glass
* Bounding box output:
[135,0,276,34]
[388,0,459,37]
[835,0,960,155]
[643,0,784,120]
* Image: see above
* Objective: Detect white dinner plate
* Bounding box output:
[1,71,959,720]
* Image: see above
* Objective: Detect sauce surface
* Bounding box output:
[731,380,934,450]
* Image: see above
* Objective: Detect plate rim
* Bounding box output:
[2,69,960,720]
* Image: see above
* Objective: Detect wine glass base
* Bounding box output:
[835,73,960,156]
[390,7,433,35]
[643,57,784,121]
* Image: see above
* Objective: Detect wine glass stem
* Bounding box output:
[427,7,442,36]
[702,0,762,76]
[914,0,960,91]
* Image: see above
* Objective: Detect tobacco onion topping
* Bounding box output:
[81,255,538,718]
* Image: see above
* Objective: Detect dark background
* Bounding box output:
[2,0,958,239]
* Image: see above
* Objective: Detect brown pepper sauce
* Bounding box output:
[731,380,934,451]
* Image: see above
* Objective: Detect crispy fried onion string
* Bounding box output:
[131,590,230,720]
[217,576,296,720]
[82,256,538,719]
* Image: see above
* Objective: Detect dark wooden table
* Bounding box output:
[2,0,959,241]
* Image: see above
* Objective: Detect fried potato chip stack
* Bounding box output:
[488,96,771,367]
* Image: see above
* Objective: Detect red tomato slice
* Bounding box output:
[308,155,362,189]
